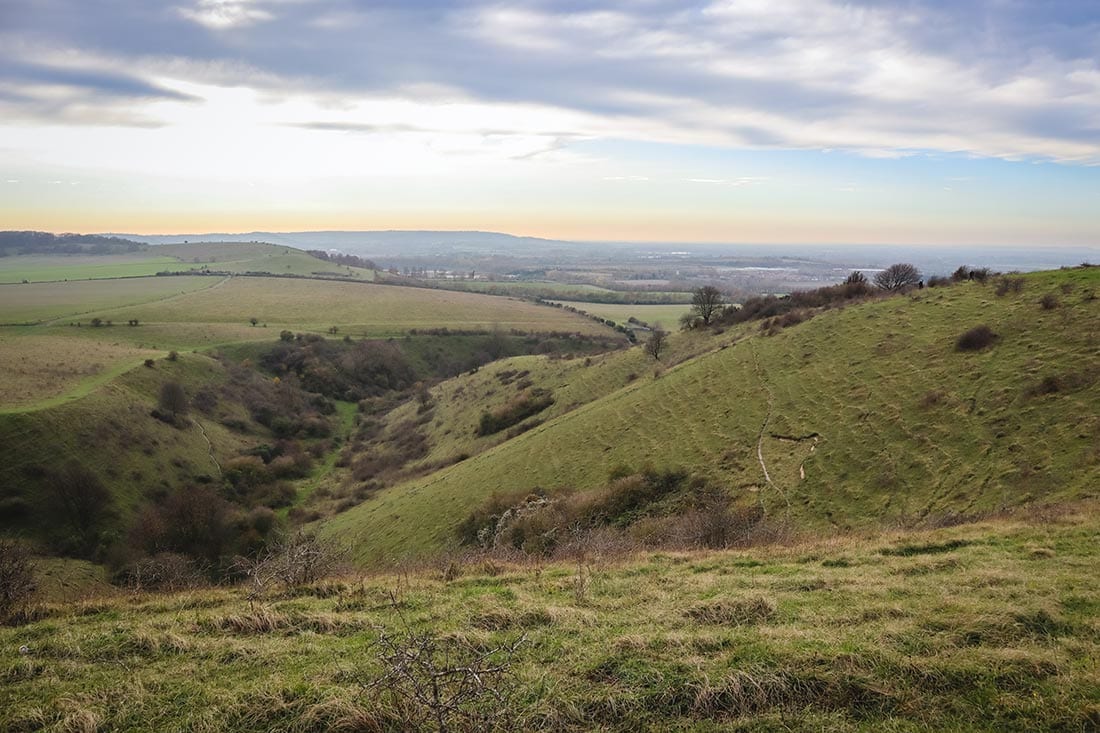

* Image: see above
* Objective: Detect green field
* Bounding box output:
[0,254,184,283]
[3,507,1097,732]
[549,300,693,328]
[0,242,375,283]
[324,269,1100,561]
[74,277,612,336]
[0,277,221,324]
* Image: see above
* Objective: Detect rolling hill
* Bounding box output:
[322,267,1100,562]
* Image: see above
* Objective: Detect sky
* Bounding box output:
[1,0,1098,246]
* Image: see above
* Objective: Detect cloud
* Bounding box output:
[178,0,274,30]
[0,0,1098,162]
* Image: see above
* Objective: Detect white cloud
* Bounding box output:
[179,0,273,30]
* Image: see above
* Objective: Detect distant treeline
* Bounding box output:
[305,249,377,270]
[0,231,146,257]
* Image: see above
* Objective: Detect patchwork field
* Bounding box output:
[3,507,1097,732]
[76,277,613,336]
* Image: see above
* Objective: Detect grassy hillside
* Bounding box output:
[324,268,1100,562]
[3,506,1098,731]
[0,353,259,538]
[0,242,374,283]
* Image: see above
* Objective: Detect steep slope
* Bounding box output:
[324,268,1100,562]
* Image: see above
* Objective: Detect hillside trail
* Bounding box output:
[41,274,231,327]
[192,417,222,478]
[751,340,791,520]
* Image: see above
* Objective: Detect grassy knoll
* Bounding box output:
[76,277,613,337]
[0,277,221,325]
[3,506,1098,731]
[324,268,1100,562]
[0,334,163,411]
[0,352,261,540]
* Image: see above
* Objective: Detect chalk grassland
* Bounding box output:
[75,277,613,336]
[0,353,259,519]
[0,334,162,411]
[0,242,375,283]
[149,242,374,279]
[0,277,220,324]
[324,269,1100,561]
[311,328,727,508]
[2,509,1098,732]
[549,300,693,327]
[0,254,183,284]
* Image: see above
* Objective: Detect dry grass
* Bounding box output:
[2,505,1098,732]
[0,334,161,410]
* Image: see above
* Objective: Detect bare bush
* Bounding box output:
[1039,293,1060,310]
[360,616,526,732]
[120,552,203,592]
[955,325,998,352]
[235,532,346,605]
[994,276,1025,296]
[0,539,36,622]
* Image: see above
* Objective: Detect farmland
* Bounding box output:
[72,276,612,337]
[0,277,220,325]
[0,241,375,284]
[549,301,693,329]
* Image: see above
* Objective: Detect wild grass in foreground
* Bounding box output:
[3,504,1098,732]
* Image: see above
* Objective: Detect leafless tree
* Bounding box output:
[691,285,725,325]
[873,263,922,291]
[158,381,189,416]
[0,539,36,621]
[644,326,668,360]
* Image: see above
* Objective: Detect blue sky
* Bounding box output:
[1,0,1097,245]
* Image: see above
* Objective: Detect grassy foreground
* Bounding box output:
[3,505,1098,732]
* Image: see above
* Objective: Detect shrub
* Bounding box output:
[0,539,36,622]
[158,381,189,416]
[360,623,525,731]
[476,389,554,436]
[1039,293,1060,310]
[117,552,203,591]
[955,325,997,352]
[994,276,1025,296]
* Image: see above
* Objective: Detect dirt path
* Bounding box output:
[193,417,222,478]
[751,341,791,518]
[41,274,230,327]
